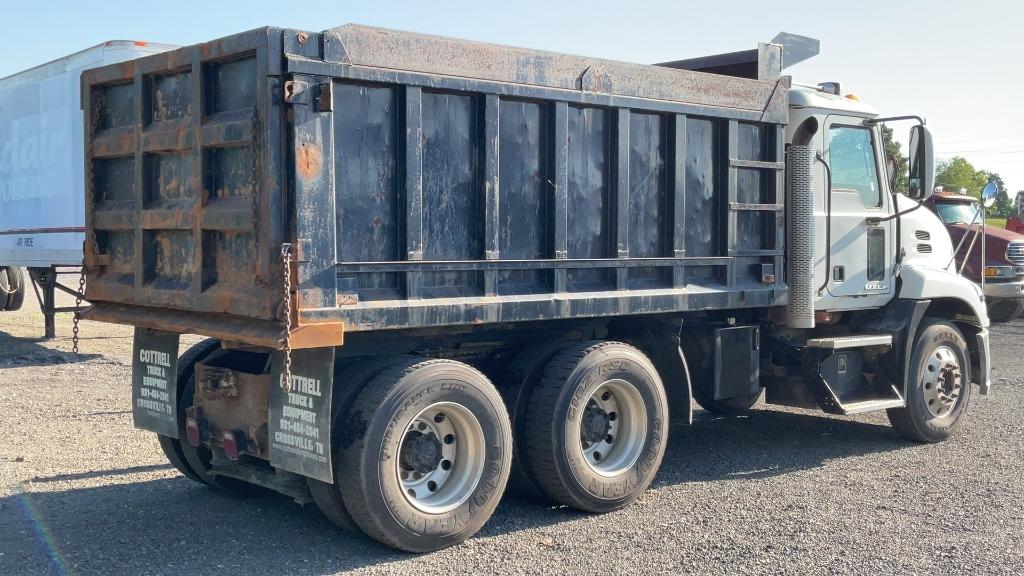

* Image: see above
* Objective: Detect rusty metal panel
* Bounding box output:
[193,350,272,459]
[81,25,790,343]
[82,28,282,322]
[319,25,785,121]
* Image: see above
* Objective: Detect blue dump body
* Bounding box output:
[81,25,790,344]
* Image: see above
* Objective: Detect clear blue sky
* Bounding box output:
[3,0,1021,193]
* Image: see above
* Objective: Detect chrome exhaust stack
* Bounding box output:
[785,144,816,329]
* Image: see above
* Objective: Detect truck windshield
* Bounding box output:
[934,202,981,225]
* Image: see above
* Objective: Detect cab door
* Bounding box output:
[821,116,895,304]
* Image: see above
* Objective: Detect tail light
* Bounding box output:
[222,430,246,460]
[185,418,201,447]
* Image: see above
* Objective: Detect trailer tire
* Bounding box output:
[308,355,409,535]
[522,341,668,513]
[0,267,25,311]
[495,341,569,501]
[887,318,972,443]
[987,297,1024,323]
[338,358,512,552]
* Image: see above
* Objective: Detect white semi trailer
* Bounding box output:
[0,40,175,335]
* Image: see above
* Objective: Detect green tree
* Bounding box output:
[935,156,987,197]
[880,124,908,193]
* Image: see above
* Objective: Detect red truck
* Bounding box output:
[925,191,1024,322]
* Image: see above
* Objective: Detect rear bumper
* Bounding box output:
[983,280,1024,299]
[82,302,344,350]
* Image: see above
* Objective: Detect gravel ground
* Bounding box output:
[1,289,1023,576]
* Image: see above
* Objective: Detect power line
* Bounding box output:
[936,134,1024,145]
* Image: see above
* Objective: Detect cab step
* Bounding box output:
[764,332,905,416]
[805,334,892,349]
[839,396,906,415]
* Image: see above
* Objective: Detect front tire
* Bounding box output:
[987,297,1023,323]
[887,319,972,443]
[338,358,512,552]
[522,341,669,513]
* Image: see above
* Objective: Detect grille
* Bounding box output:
[914,230,930,241]
[917,243,932,254]
[1008,242,1024,265]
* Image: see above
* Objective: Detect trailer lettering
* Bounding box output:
[288,374,321,396]
[138,349,171,367]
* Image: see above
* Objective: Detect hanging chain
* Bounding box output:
[250,112,266,286]
[279,243,294,392]
[72,263,86,354]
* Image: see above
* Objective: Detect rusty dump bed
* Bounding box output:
[81,24,790,347]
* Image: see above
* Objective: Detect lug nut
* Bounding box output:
[443,434,455,445]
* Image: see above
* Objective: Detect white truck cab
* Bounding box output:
[786,82,991,398]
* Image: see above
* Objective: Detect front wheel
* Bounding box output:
[887,319,972,443]
[987,297,1024,323]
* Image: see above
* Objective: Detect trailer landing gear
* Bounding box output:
[25,266,85,339]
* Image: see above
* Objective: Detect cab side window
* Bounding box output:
[828,126,881,207]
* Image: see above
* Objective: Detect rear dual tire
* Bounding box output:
[521,341,669,513]
[324,358,512,552]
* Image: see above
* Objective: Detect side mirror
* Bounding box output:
[981,180,998,209]
[907,125,934,200]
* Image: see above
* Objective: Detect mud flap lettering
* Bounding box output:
[269,348,334,483]
[131,328,180,437]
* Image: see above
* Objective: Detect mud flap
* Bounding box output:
[269,347,334,483]
[131,328,180,437]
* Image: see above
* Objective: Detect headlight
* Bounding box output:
[984,266,1015,278]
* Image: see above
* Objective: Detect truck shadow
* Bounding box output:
[0,408,907,575]
[0,329,102,368]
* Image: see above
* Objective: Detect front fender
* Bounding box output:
[897,264,989,328]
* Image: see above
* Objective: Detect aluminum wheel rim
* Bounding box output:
[396,401,485,514]
[922,346,963,418]
[578,379,647,477]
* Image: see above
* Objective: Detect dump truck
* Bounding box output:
[78,25,991,552]
[0,40,176,334]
